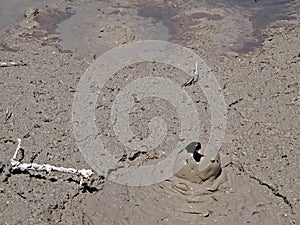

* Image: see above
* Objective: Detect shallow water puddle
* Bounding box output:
[214,0,299,52]
[136,0,299,53]
[0,0,298,55]
[54,0,298,56]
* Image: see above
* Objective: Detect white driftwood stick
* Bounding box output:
[0,62,27,67]
[193,61,199,83]
[182,61,199,87]
[10,138,93,178]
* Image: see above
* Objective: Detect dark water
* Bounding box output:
[211,0,299,52]
[136,0,299,52]
[0,0,299,54]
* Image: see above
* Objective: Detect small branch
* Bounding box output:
[5,109,13,122]
[12,138,22,160]
[10,138,93,178]
[182,61,199,87]
[0,62,27,67]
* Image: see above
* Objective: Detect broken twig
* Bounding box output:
[4,109,13,122]
[182,61,199,87]
[0,62,27,67]
[10,138,93,178]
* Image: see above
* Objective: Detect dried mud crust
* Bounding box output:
[0,4,299,225]
[0,30,104,223]
[95,62,210,168]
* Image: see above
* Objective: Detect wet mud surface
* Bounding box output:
[0,0,299,224]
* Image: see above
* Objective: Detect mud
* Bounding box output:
[0,0,299,224]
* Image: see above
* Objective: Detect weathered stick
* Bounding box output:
[0,62,27,67]
[10,138,93,178]
[182,61,199,87]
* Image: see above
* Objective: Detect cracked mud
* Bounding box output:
[0,0,299,224]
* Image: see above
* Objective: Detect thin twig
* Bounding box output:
[182,61,199,87]
[10,138,93,178]
[0,62,27,67]
[5,109,13,122]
